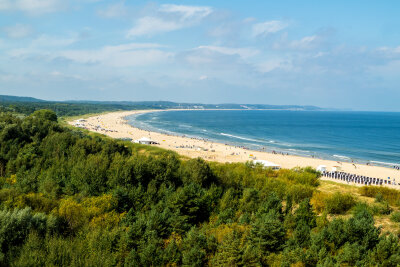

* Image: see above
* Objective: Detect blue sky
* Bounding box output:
[0,0,399,110]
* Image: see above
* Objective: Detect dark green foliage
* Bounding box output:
[249,211,286,253]
[0,99,154,117]
[370,234,400,265]
[0,94,324,117]
[211,229,245,266]
[259,192,283,218]
[181,158,216,187]
[0,110,398,266]
[295,198,316,228]
[239,188,260,214]
[391,211,400,222]
[181,228,211,266]
[0,207,60,264]
[371,201,392,215]
[347,206,380,249]
[168,183,210,232]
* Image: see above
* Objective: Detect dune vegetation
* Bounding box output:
[0,109,399,266]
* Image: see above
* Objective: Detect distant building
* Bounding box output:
[317,165,327,172]
[332,166,342,172]
[253,160,281,170]
[134,137,159,145]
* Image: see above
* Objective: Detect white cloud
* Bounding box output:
[31,34,77,48]
[180,46,259,69]
[49,70,86,80]
[127,4,212,38]
[7,34,78,58]
[367,59,400,78]
[127,17,181,38]
[271,31,331,51]
[0,0,11,10]
[377,46,400,55]
[289,35,320,50]
[199,75,208,80]
[3,24,32,38]
[196,46,259,59]
[257,58,292,73]
[159,4,212,20]
[0,0,65,15]
[252,20,287,37]
[97,1,126,18]
[6,37,169,68]
[59,43,172,67]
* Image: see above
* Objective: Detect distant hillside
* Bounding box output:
[0,95,45,102]
[0,94,325,117]
[66,100,324,111]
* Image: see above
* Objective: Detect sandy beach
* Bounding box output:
[69,110,400,187]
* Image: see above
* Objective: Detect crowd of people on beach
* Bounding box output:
[322,171,397,186]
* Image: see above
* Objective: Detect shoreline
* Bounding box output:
[123,110,397,168]
[69,109,400,186]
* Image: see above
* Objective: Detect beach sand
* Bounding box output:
[69,110,400,187]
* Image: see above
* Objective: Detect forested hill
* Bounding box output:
[0,94,324,117]
[0,95,151,117]
[0,95,45,102]
[0,109,400,266]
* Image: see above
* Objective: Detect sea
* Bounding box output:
[125,110,400,167]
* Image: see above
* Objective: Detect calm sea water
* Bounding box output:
[126,110,400,167]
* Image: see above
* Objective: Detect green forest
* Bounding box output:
[0,94,324,118]
[0,109,400,266]
[0,99,146,117]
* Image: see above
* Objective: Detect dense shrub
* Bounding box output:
[0,110,398,266]
[288,184,314,204]
[310,191,329,213]
[324,193,357,214]
[311,192,357,214]
[0,207,61,264]
[359,186,400,206]
[390,211,400,223]
[371,202,392,215]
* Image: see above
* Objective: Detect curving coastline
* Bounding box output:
[69,109,400,186]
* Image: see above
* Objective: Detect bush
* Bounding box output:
[391,212,400,223]
[325,193,356,214]
[181,158,216,187]
[375,192,385,203]
[288,184,314,204]
[249,211,286,252]
[4,110,400,265]
[0,207,62,264]
[311,192,357,214]
[56,198,88,232]
[371,202,392,215]
[359,186,400,207]
[311,191,329,213]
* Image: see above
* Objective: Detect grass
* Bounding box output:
[316,180,400,234]
[375,216,400,234]
[59,110,123,127]
[317,180,374,204]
